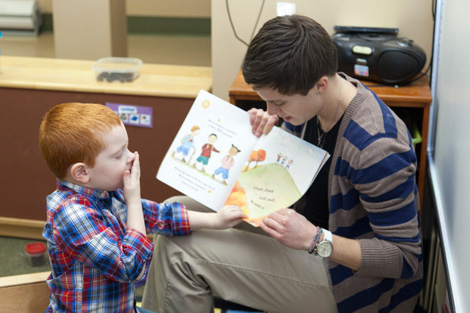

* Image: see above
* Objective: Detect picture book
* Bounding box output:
[156,90,330,226]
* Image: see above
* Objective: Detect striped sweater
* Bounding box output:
[285,74,423,313]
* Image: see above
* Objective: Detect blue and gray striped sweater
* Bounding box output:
[284,75,423,313]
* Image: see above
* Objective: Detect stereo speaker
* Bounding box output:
[332,30,426,85]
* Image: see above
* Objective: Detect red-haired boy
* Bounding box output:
[39,102,246,313]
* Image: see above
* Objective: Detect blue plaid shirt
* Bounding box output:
[43,181,191,312]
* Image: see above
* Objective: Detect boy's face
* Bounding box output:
[86,123,135,191]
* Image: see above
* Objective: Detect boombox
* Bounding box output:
[332,27,426,85]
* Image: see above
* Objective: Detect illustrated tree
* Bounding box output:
[254,149,266,168]
[244,149,267,171]
[224,181,249,216]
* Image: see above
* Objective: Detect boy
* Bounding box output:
[39,102,246,313]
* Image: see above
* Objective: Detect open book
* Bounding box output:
[157,90,329,226]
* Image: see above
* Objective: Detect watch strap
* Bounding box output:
[322,228,333,244]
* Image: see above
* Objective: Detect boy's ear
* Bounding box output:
[70,162,90,184]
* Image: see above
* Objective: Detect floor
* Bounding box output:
[0,236,50,277]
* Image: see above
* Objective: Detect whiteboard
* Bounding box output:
[429,0,470,311]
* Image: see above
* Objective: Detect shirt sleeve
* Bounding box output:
[141,199,192,236]
[53,197,153,283]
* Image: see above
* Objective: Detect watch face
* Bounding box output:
[317,241,333,258]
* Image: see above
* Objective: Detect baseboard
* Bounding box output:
[0,217,45,240]
[127,16,210,36]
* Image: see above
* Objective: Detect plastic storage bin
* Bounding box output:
[25,242,46,266]
[92,57,142,82]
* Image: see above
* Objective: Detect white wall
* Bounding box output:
[36,0,210,17]
[211,0,434,100]
[431,0,470,311]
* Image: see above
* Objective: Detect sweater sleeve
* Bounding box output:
[344,114,422,279]
[330,102,422,278]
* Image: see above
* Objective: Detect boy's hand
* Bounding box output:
[187,205,247,231]
[123,151,141,207]
[248,108,279,137]
[123,151,146,235]
[212,205,248,229]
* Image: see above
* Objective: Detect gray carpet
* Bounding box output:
[0,236,51,277]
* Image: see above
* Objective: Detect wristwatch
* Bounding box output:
[315,228,333,258]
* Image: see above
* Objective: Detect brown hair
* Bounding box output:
[39,103,122,180]
[242,15,338,96]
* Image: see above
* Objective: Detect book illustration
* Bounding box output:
[213,144,241,185]
[157,90,329,226]
[193,133,220,173]
[224,127,327,226]
[157,90,258,211]
[244,149,266,172]
[171,125,200,164]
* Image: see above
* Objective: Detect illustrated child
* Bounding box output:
[280,155,288,166]
[286,159,293,170]
[38,103,246,313]
[212,144,241,185]
[172,125,200,163]
[193,133,220,172]
[276,153,282,163]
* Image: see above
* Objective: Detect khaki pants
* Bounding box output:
[141,196,337,313]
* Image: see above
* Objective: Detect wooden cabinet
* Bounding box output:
[229,70,432,210]
[0,56,211,238]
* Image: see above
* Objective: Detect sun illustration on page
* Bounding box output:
[201,99,210,108]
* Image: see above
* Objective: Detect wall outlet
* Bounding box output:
[277,2,296,16]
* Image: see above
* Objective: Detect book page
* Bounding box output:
[224,126,330,226]
[157,90,258,211]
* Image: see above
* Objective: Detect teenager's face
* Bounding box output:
[255,86,323,126]
[87,123,135,191]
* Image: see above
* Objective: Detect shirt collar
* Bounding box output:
[57,180,111,199]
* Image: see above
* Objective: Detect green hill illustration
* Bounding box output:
[236,163,301,219]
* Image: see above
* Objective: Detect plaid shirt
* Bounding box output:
[43,181,191,312]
